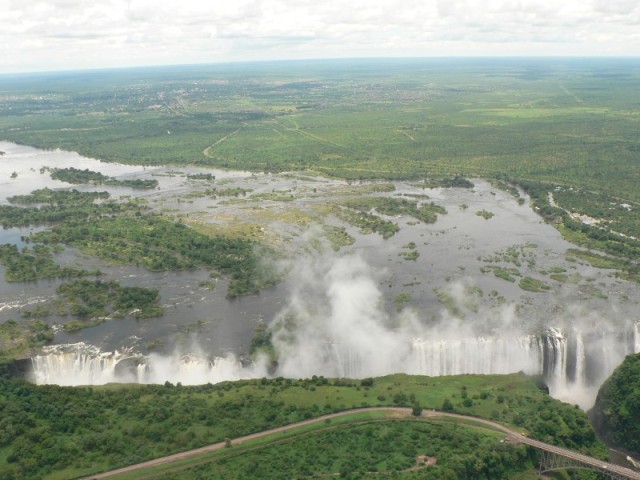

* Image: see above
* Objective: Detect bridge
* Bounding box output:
[420,411,640,480]
[86,408,640,480]
[522,436,640,480]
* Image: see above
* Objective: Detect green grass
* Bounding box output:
[494,267,517,282]
[566,248,628,270]
[519,276,551,292]
[550,273,569,283]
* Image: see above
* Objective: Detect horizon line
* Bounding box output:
[2,55,639,77]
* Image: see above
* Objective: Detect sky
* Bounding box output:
[1,0,640,73]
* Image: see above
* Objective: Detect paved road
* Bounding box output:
[84,407,640,480]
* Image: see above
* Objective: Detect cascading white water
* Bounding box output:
[544,328,568,386]
[31,343,142,386]
[31,345,266,387]
[574,331,586,385]
[29,323,639,409]
[139,353,266,385]
[410,336,542,376]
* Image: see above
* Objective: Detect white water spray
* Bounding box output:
[29,256,640,409]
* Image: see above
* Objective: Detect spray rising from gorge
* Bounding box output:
[30,255,640,409]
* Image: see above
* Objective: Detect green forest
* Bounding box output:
[1,59,638,269]
[0,372,605,480]
[50,167,158,189]
[0,184,277,298]
[1,59,639,480]
[590,353,640,456]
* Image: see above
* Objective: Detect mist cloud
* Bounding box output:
[30,254,640,409]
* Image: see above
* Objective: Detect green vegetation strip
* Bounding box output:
[518,276,550,292]
[0,194,140,228]
[50,167,158,189]
[0,244,100,283]
[522,180,640,274]
[32,215,277,297]
[3,184,279,297]
[57,280,164,330]
[339,197,446,224]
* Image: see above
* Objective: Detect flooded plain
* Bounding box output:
[1,141,639,408]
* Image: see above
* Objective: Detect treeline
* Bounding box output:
[0,320,53,361]
[336,207,399,239]
[0,373,606,480]
[16,279,163,330]
[8,188,109,206]
[332,196,446,239]
[590,353,640,456]
[339,196,447,224]
[519,180,640,266]
[2,184,275,297]
[56,279,163,324]
[0,199,140,228]
[31,215,277,297]
[50,167,158,188]
[0,244,100,282]
[418,176,475,189]
[172,421,532,480]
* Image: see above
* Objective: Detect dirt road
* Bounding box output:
[84,407,640,480]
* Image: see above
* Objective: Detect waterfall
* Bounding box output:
[30,343,142,386]
[410,336,541,376]
[574,331,586,386]
[29,323,640,408]
[544,328,568,386]
[30,346,265,386]
[329,342,362,378]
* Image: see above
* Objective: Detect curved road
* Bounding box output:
[84,407,640,480]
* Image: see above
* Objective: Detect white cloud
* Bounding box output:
[0,0,639,73]
[593,0,639,15]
